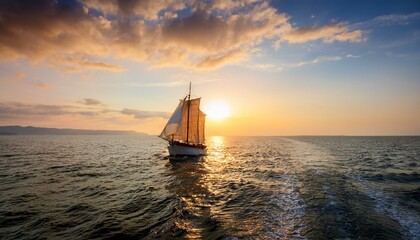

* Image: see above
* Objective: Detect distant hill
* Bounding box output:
[0,126,147,135]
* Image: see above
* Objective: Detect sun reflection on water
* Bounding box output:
[164,137,229,239]
[165,136,266,238]
[207,136,229,162]
[208,136,225,151]
[204,136,228,177]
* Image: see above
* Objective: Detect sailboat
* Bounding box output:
[159,83,207,156]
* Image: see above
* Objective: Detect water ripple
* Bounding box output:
[0,135,418,239]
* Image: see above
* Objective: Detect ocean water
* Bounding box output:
[0,135,419,239]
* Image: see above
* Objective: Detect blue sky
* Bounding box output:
[0,0,419,135]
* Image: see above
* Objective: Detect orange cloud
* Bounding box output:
[49,56,126,73]
[194,49,247,69]
[80,0,188,20]
[0,1,106,61]
[4,72,25,84]
[33,81,50,89]
[0,0,363,71]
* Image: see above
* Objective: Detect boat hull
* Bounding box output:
[168,144,207,156]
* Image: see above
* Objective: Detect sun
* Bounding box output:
[203,101,231,120]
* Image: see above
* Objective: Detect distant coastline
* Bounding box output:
[0,126,147,136]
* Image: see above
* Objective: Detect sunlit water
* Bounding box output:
[0,135,419,239]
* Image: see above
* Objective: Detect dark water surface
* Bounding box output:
[0,136,419,239]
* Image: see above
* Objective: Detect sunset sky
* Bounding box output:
[0,0,419,136]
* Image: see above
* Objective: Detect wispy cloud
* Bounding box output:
[79,98,105,106]
[346,54,360,58]
[3,72,51,89]
[4,72,25,84]
[350,12,420,51]
[354,12,420,28]
[126,77,218,88]
[49,56,126,73]
[284,23,364,44]
[244,63,283,72]
[194,49,248,69]
[0,101,170,121]
[2,72,52,89]
[33,81,50,89]
[80,0,187,20]
[246,54,359,72]
[0,0,364,70]
[373,12,420,25]
[0,102,84,119]
[125,81,187,88]
[290,56,343,68]
[121,109,171,119]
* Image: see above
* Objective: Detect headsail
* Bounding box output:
[159,99,185,139]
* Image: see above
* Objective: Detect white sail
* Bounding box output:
[159,100,185,140]
[160,97,205,145]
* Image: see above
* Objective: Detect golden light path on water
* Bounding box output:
[203,136,262,236]
[167,136,270,238]
[166,136,230,239]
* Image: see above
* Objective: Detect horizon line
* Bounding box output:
[1,125,419,137]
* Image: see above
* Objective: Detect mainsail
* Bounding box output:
[160,97,206,144]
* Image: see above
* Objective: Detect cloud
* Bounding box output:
[346,54,360,58]
[33,81,50,89]
[245,63,282,72]
[15,72,25,80]
[247,53,360,71]
[121,108,171,119]
[212,0,263,11]
[0,102,81,118]
[0,0,104,61]
[292,56,343,67]
[0,0,363,70]
[125,81,186,88]
[194,49,247,69]
[284,23,364,43]
[4,72,25,84]
[361,12,420,27]
[348,12,420,51]
[125,77,218,87]
[80,0,187,20]
[3,72,51,89]
[80,98,104,106]
[49,56,126,73]
[0,101,170,120]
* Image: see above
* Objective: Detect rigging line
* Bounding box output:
[186,82,191,143]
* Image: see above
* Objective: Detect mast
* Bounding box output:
[197,107,200,143]
[186,82,191,143]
